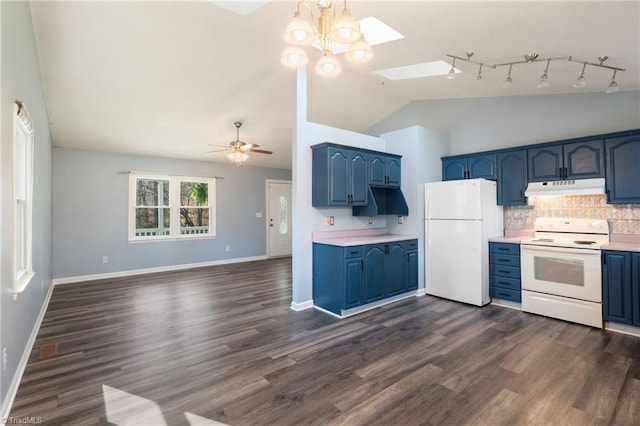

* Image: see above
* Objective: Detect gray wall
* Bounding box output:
[1,1,54,412]
[53,148,291,279]
[366,91,640,155]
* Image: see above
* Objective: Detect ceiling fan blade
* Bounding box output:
[207,148,231,153]
[248,148,273,155]
[208,143,231,148]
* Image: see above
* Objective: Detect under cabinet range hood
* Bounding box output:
[353,187,409,217]
[524,178,606,197]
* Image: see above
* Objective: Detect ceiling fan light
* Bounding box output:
[284,12,314,46]
[345,36,373,63]
[281,46,309,68]
[227,151,249,165]
[330,7,361,44]
[316,53,341,77]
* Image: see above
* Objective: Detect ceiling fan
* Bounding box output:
[208,121,272,165]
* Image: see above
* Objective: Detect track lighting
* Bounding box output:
[537,59,551,88]
[607,70,620,93]
[445,52,625,93]
[446,58,457,80]
[502,64,513,88]
[573,63,587,88]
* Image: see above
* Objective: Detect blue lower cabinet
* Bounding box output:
[489,242,521,302]
[602,250,633,324]
[364,244,386,303]
[633,253,640,327]
[313,239,418,316]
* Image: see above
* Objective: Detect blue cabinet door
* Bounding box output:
[345,257,363,309]
[369,154,386,186]
[350,151,369,206]
[633,253,640,327]
[442,158,467,181]
[328,147,350,205]
[605,133,640,204]
[386,156,401,187]
[602,250,633,324]
[468,154,497,180]
[564,139,605,179]
[386,242,406,296]
[497,150,527,206]
[406,248,418,291]
[363,244,385,303]
[528,145,563,182]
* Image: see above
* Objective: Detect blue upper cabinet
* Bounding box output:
[369,153,401,188]
[528,145,563,181]
[564,140,605,179]
[442,154,496,181]
[528,140,604,182]
[605,133,640,204]
[497,150,528,206]
[312,144,369,207]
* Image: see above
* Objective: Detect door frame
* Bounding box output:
[265,179,292,258]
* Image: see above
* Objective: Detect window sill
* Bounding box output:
[128,234,217,244]
[14,270,36,297]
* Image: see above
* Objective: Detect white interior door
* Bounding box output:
[267,181,292,257]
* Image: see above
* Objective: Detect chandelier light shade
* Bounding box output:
[281,0,372,76]
[316,52,341,77]
[573,63,587,88]
[502,64,513,88]
[607,70,620,93]
[281,46,309,67]
[346,35,373,63]
[227,151,249,165]
[537,59,551,88]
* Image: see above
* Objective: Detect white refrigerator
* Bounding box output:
[424,179,503,306]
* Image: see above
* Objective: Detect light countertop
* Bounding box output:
[312,229,418,247]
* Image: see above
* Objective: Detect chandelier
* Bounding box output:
[280,0,373,77]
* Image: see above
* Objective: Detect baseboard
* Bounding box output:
[490,298,523,311]
[415,288,426,296]
[290,300,314,311]
[0,280,55,422]
[604,321,640,337]
[52,255,269,285]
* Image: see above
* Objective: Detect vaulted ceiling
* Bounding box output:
[30,1,640,170]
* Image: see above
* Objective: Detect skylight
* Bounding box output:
[374,61,462,80]
[210,0,271,16]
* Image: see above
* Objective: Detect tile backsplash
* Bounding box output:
[504,195,640,234]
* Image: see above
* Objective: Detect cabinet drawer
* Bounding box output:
[489,263,521,279]
[489,253,520,267]
[403,239,418,250]
[344,246,363,259]
[490,275,521,291]
[489,242,520,255]
[490,287,522,302]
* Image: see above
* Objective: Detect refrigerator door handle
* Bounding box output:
[426,220,431,249]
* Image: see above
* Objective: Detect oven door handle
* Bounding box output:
[521,245,601,256]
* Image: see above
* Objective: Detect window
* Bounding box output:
[128,173,215,241]
[14,101,35,293]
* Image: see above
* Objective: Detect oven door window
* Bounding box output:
[533,256,584,286]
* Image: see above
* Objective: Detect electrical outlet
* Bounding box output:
[225,245,230,252]
[2,347,7,371]
[329,216,335,226]
[368,217,373,224]
[103,256,109,264]
[398,216,404,224]
[256,212,262,218]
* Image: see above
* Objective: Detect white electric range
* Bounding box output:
[520,218,610,328]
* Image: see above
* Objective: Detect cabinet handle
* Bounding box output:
[497,247,510,251]
[559,167,563,179]
[499,270,510,274]
[564,167,568,179]
[360,259,363,270]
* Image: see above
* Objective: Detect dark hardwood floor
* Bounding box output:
[9,257,640,425]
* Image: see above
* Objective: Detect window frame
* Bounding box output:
[13,101,35,293]
[128,173,216,242]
